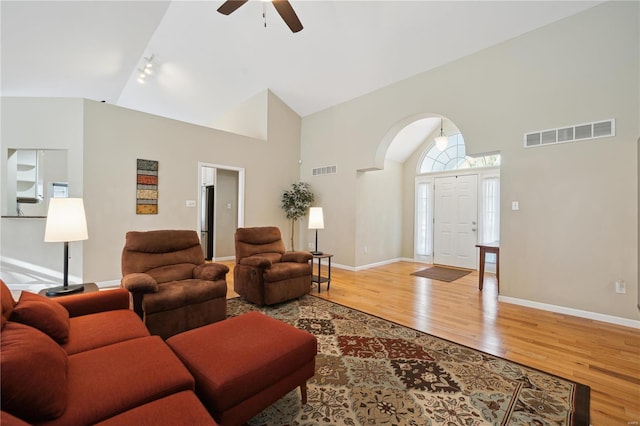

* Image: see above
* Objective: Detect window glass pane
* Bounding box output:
[415,181,433,256]
[482,177,500,245]
[432,161,445,172]
[420,156,435,174]
[417,132,501,174]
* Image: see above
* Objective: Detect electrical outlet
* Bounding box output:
[615,280,626,294]
[308,242,314,249]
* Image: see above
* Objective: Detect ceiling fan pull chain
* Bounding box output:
[217,0,302,33]
[263,2,267,28]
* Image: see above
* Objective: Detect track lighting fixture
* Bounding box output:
[136,54,156,84]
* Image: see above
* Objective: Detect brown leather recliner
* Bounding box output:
[234,226,312,306]
[121,229,228,339]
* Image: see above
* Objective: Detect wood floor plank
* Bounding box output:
[222,260,639,425]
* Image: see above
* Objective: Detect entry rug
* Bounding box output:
[227,295,590,426]
[411,266,471,282]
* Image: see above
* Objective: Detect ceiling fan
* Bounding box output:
[217,0,303,33]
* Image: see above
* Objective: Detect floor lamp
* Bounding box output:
[44,198,88,296]
[308,207,324,255]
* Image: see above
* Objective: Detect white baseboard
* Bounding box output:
[96,279,121,289]
[499,296,640,329]
[353,257,407,271]
[213,256,235,262]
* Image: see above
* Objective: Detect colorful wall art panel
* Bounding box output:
[136,159,158,214]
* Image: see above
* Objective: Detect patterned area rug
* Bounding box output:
[227,295,590,426]
[411,266,471,282]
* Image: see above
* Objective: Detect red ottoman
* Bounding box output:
[166,311,317,426]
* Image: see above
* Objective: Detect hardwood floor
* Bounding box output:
[222,260,640,425]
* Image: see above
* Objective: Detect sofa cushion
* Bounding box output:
[53,336,194,426]
[1,410,32,426]
[263,262,312,282]
[0,322,68,422]
[63,309,150,355]
[1,279,16,326]
[93,391,217,426]
[10,291,70,343]
[234,226,286,261]
[121,230,204,280]
[147,263,197,284]
[143,279,227,314]
[56,288,131,317]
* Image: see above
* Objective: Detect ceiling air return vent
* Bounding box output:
[524,119,615,148]
[312,165,337,176]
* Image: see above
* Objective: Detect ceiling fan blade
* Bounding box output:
[272,0,303,33]
[217,0,248,15]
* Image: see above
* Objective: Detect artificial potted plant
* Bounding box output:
[280,182,314,251]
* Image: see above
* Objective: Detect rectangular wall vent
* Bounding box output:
[313,166,338,176]
[312,165,337,176]
[524,119,615,148]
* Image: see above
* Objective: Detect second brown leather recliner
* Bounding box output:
[234,226,312,305]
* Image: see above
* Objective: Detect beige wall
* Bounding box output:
[355,160,403,267]
[82,91,301,283]
[210,90,268,140]
[300,1,639,320]
[0,91,301,285]
[215,168,239,258]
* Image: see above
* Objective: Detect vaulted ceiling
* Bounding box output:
[2,0,601,135]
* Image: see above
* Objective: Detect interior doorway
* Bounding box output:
[198,163,245,261]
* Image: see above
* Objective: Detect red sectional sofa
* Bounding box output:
[0,280,218,426]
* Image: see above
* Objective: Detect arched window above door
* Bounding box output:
[418,133,501,174]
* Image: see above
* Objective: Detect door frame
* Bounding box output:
[414,166,500,270]
[197,162,245,260]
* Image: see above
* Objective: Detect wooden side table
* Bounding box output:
[475,242,499,291]
[39,283,99,297]
[311,253,333,293]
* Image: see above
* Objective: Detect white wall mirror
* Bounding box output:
[4,149,68,217]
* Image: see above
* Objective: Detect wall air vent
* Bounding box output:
[312,165,337,176]
[524,119,615,148]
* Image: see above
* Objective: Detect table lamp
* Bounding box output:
[44,198,88,296]
[308,207,324,255]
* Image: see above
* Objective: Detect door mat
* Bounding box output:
[411,266,471,282]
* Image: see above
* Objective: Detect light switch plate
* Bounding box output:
[512,201,519,211]
[185,200,196,208]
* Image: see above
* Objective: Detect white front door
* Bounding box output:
[434,175,478,269]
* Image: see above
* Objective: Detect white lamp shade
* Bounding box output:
[308,207,324,230]
[435,135,449,151]
[44,198,88,242]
